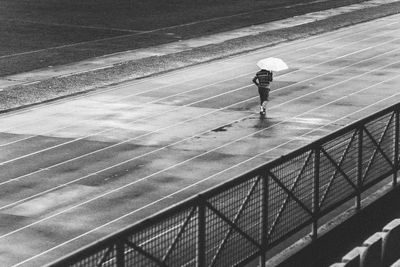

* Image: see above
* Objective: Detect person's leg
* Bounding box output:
[258,87,264,114]
[261,87,270,112]
[262,88,269,112]
[261,100,267,110]
[258,87,267,114]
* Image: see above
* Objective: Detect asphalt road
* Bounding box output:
[0,14,400,266]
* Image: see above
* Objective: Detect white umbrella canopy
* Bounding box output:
[256,57,288,72]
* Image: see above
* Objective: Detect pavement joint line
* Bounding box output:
[0,118,97,146]
[8,77,400,267]
[2,58,400,219]
[134,0,331,34]
[1,0,398,92]
[1,18,398,120]
[0,135,36,147]
[2,37,399,168]
[1,23,399,136]
[0,18,142,33]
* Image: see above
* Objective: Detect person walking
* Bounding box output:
[252,69,273,115]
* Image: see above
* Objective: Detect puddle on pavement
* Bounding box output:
[212,124,233,132]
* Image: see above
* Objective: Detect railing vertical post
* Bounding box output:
[356,126,363,210]
[394,108,399,187]
[312,147,320,240]
[259,172,269,267]
[116,240,125,267]
[197,196,206,267]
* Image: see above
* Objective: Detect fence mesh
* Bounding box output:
[70,245,116,267]
[267,151,314,244]
[363,112,395,185]
[205,175,262,266]
[319,129,358,211]
[126,206,197,266]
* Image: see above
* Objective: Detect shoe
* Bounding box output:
[260,106,265,115]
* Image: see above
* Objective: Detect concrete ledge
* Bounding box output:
[342,248,361,267]
[360,233,382,267]
[391,259,400,267]
[328,232,384,267]
[382,219,400,267]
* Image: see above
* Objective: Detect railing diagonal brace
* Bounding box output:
[267,170,313,216]
[364,114,394,179]
[204,201,261,249]
[96,246,112,267]
[268,152,313,237]
[320,148,357,190]
[320,130,358,206]
[161,207,197,263]
[209,177,262,267]
[364,123,394,170]
[125,240,167,267]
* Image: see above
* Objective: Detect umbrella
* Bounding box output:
[256,57,288,72]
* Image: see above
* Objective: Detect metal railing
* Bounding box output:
[49,103,400,267]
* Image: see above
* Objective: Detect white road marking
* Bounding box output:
[0,18,141,33]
